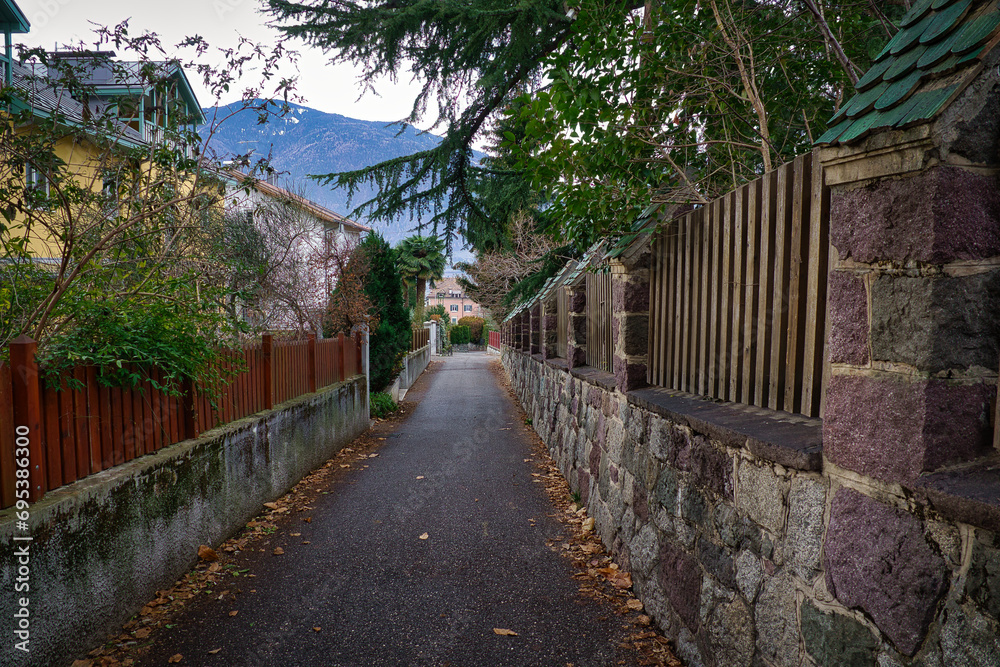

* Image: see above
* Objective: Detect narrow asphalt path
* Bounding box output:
[135,352,632,667]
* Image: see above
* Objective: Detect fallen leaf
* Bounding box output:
[229,610,238,617]
[168,655,183,664]
[208,649,222,655]
[263,502,279,510]
[636,614,651,626]
[208,562,221,573]
[419,532,429,540]
[340,464,351,468]
[581,517,595,533]
[369,453,379,458]
[302,541,311,545]
[197,545,218,562]
[290,533,301,537]
[493,628,518,636]
[313,627,322,632]
[626,599,644,612]
[133,628,150,639]
[71,659,94,667]
[416,476,425,480]
[303,517,312,523]
[273,547,284,555]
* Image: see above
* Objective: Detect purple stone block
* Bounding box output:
[824,375,991,484]
[614,360,648,393]
[659,540,702,631]
[830,167,1000,263]
[611,279,650,313]
[578,469,591,505]
[827,271,869,366]
[589,441,602,475]
[633,482,649,522]
[824,488,948,656]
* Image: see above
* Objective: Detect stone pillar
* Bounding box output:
[611,252,651,393]
[566,285,587,368]
[529,303,541,355]
[819,89,1000,486]
[541,299,558,360]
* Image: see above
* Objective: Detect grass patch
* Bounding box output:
[370,391,398,418]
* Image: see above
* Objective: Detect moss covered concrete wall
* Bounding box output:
[0,375,368,666]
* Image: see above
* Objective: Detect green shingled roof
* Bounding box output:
[816,0,1000,146]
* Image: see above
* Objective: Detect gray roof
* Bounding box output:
[12,60,148,146]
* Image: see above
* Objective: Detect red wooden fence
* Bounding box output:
[488,330,501,350]
[0,331,365,510]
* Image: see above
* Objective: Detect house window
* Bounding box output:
[451,317,457,323]
[464,305,472,312]
[450,305,458,312]
[25,163,50,196]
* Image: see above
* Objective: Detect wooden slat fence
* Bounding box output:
[0,331,365,510]
[411,326,429,352]
[648,152,830,417]
[586,270,613,373]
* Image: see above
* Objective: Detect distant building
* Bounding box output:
[427,276,484,323]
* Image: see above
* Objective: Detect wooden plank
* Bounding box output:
[755,170,778,408]
[689,210,702,393]
[784,153,812,413]
[43,382,61,491]
[647,234,660,385]
[769,160,794,411]
[671,219,685,389]
[111,386,125,466]
[150,368,163,452]
[87,367,102,470]
[729,186,747,403]
[59,378,77,484]
[718,193,734,401]
[98,383,113,470]
[801,152,829,417]
[9,338,46,501]
[707,198,723,399]
[122,381,135,462]
[742,178,760,404]
[263,335,274,410]
[131,372,145,458]
[698,207,711,395]
[660,228,672,387]
[73,366,90,478]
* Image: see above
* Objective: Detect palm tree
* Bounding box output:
[396,235,446,324]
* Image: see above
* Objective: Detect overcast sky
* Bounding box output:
[14,0,426,124]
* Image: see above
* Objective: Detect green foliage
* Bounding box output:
[270,0,905,253]
[359,233,411,392]
[457,316,485,345]
[450,325,471,345]
[268,0,575,248]
[426,303,447,319]
[369,391,398,419]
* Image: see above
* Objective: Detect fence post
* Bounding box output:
[337,332,346,382]
[307,334,317,394]
[354,331,363,375]
[262,334,273,410]
[10,335,46,501]
[182,378,199,440]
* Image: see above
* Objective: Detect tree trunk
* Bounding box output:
[415,277,427,324]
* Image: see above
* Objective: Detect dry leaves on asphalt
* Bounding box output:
[493,628,519,636]
[491,359,683,667]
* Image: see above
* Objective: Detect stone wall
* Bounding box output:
[0,375,369,667]
[503,349,1000,667]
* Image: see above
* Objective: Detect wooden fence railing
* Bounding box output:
[488,330,501,350]
[555,287,569,359]
[411,326,429,352]
[586,270,613,373]
[647,152,830,417]
[0,331,365,510]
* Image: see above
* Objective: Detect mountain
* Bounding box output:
[200,100,469,249]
